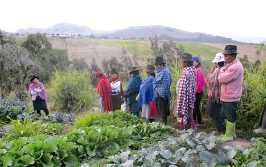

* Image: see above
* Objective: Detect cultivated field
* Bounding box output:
[49,38,265,67]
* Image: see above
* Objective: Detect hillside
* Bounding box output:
[14,23,243,43]
[49,38,263,68]
[16,23,94,35]
[98,25,239,43]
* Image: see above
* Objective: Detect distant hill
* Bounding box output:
[16,23,94,35]
[98,25,241,43]
[15,23,242,43]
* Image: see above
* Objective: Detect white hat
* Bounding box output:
[212,53,225,63]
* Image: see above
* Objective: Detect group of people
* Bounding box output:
[94,45,245,142]
[175,45,244,142]
[28,44,266,142]
[95,57,173,125]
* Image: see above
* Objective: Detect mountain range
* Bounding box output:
[14,23,242,43]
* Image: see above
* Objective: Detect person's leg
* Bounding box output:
[36,110,41,116]
[43,108,49,115]
[221,102,238,142]
[158,96,167,125]
[193,92,203,124]
[185,107,193,129]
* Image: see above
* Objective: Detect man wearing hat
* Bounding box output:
[153,57,172,125]
[218,45,244,142]
[124,67,143,117]
[175,53,197,129]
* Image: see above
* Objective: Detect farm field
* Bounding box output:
[49,38,264,67]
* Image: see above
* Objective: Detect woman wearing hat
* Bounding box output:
[175,53,196,130]
[138,65,157,122]
[124,67,143,117]
[28,76,49,116]
[192,56,206,128]
[96,71,112,112]
[109,69,123,111]
[206,53,226,134]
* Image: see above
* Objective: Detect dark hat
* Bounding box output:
[146,65,155,73]
[129,67,139,74]
[180,53,193,62]
[154,56,165,65]
[30,76,39,82]
[223,45,238,55]
[111,68,118,74]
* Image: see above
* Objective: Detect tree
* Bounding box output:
[71,58,88,72]
[0,37,38,99]
[90,57,101,72]
[22,32,52,58]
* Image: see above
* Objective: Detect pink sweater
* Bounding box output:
[218,59,243,102]
[196,67,206,93]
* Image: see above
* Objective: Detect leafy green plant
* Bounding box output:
[72,111,101,129]
[50,69,95,113]
[0,99,29,124]
[232,137,266,167]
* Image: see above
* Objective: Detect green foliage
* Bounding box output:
[0,135,79,167]
[21,32,52,57]
[73,112,101,128]
[91,110,142,127]
[38,48,69,82]
[71,58,88,71]
[237,59,266,136]
[232,138,266,166]
[0,37,37,99]
[0,99,29,124]
[1,117,65,140]
[50,69,95,113]
[3,119,43,140]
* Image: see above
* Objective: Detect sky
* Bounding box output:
[1,0,266,43]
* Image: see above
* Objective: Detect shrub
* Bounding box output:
[50,69,95,113]
[237,58,266,133]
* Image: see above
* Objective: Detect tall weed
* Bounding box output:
[50,69,95,113]
[237,58,266,132]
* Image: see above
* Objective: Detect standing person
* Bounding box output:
[96,71,112,112]
[29,76,49,116]
[124,67,143,117]
[138,65,156,122]
[175,53,197,129]
[192,56,206,128]
[218,45,243,142]
[206,53,226,133]
[153,57,172,125]
[109,69,123,111]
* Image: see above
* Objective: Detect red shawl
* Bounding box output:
[97,74,113,112]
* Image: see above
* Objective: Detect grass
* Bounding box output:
[102,39,154,59]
